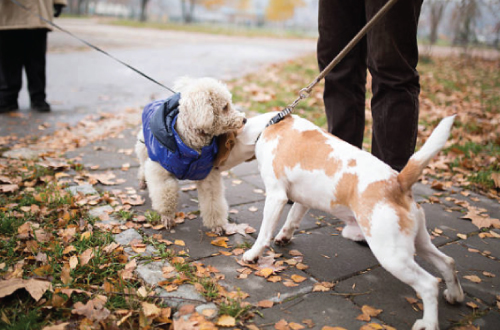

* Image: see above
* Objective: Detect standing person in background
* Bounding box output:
[0,0,67,113]
[318,0,423,172]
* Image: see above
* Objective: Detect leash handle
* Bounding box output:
[8,0,176,94]
[281,0,400,118]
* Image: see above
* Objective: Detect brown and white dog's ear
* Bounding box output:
[214,131,237,168]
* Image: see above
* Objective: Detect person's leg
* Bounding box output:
[24,29,50,111]
[0,30,23,112]
[366,0,423,171]
[317,0,367,148]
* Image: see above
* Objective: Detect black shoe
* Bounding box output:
[31,100,51,112]
[0,101,19,113]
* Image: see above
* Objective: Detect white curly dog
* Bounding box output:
[135,77,246,232]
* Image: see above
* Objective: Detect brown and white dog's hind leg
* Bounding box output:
[367,205,440,330]
[197,169,228,234]
[135,130,148,190]
[274,202,309,245]
[145,159,178,229]
[243,189,288,263]
[414,205,464,305]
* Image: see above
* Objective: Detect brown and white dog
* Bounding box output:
[236,112,463,330]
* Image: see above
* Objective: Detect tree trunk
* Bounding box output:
[429,1,448,45]
[140,0,150,22]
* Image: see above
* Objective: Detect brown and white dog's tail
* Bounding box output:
[397,115,456,192]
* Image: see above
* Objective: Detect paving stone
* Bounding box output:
[229,160,260,177]
[421,203,479,246]
[227,200,339,234]
[413,182,438,203]
[2,147,40,160]
[334,266,485,329]
[114,228,142,246]
[195,303,218,320]
[136,260,171,286]
[255,292,371,330]
[65,140,139,170]
[198,255,315,304]
[124,245,158,258]
[224,177,266,206]
[240,173,266,190]
[439,242,500,306]
[156,284,206,308]
[89,205,114,218]
[473,309,500,330]
[66,184,98,196]
[142,220,255,260]
[460,232,500,259]
[277,226,379,282]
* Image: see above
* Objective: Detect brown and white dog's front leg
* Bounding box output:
[197,169,228,234]
[243,191,288,263]
[274,202,309,245]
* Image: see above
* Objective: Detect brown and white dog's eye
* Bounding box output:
[223,104,229,112]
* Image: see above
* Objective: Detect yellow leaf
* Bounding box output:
[216,315,236,327]
[289,322,305,330]
[211,237,229,248]
[291,274,307,283]
[256,267,274,278]
[80,231,92,241]
[174,240,185,246]
[322,327,347,330]
[142,302,161,318]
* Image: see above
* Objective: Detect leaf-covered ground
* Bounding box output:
[1,53,499,330]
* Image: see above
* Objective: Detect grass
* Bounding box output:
[109,19,316,39]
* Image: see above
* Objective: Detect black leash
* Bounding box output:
[8,0,176,94]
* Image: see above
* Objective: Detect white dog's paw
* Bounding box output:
[341,225,365,242]
[161,215,175,230]
[443,287,464,304]
[274,232,292,246]
[138,180,147,190]
[242,249,260,264]
[211,226,225,236]
[412,319,439,330]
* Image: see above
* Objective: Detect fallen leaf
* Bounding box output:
[257,300,274,308]
[361,305,383,317]
[275,319,289,330]
[291,274,307,283]
[0,278,52,301]
[216,315,236,327]
[464,275,481,283]
[211,237,229,248]
[289,323,305,330]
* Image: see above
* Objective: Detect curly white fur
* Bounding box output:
[136,77,246,231]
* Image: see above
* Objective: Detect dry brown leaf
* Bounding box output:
[0,278,52,302]
[211,237,229,248]
[257,300,274,308]
[361,305,383,317]
[275,319,289,330]
[464,275,482,283]
[289,323,305,330]
[41,323,70,330]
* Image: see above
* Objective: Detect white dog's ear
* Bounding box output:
[174,76,194,93]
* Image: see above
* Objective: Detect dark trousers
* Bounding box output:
[318,0,423,171]
[0,29,48,106]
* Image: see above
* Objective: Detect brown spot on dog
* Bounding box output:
[348,159,357,167]
[397,159,423,192]
[263,117,341,179]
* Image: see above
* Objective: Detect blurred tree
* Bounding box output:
[180,0,228,23]
[452,0,480,46]
[428,0,449,45]
[265,0,305,22]
[140,0,150,21]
